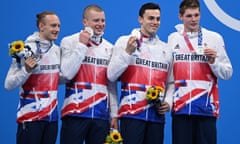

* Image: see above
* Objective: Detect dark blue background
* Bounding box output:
[0,0,239,143]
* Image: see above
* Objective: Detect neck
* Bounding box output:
[91,34,102,45]
[184,26,200,33]
[39,33,52,42]
[140,31,156,40]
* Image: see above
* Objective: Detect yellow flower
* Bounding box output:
[146,87,157,100]
[110,131,123,143]
[104,129,123,144]
[155,86,164,95]
[146,86,165,102]
[9,40,25,55]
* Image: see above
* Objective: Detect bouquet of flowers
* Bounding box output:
[104,128,123,144]
[146,86,165,104]
[9,40,34,60]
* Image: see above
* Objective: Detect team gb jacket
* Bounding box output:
[167,24,233,117]
[108,28,172,123]
[5,32,60,123]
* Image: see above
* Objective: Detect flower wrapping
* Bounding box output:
[104,128,123,144]
[9,40,34,59]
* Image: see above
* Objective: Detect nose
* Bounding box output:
[150,16,160,24]
[98,20,105,26]
[55,25,60,32]
[192,16,198,20]
[153,18,159,23]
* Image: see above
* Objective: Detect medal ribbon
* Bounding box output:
[183,27,202,53]
[36,41,52,54]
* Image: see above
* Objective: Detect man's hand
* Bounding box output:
[156,101,170,115]
[204,48,217,64]
[25,56,37,73]
[79,30,91,46]
[125,36,138,55]
[110,117,118,129]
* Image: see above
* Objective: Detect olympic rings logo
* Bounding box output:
[203,0,240,31]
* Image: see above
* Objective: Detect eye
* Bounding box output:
[185,14,200,18]
[93,18,105,23]
[51,24,60,28]
[148,16,160,21]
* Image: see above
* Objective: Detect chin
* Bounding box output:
[149,31,156,36]
[191,26,199,31]
[50,38,57,41]
[95,31,103,35]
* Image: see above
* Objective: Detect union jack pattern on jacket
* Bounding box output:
[5,32,60,123]
[108,29,172,123]
[60,32,118,120]
[167,24,233,117]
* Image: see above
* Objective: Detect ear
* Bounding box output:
[82,18,87,27]
[39,22,45,32]
[138,16,143,24]
[178,14,183,21]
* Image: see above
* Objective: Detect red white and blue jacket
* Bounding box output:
[60,32,118,120]
[167,24,233,117]
[107,29,172,123]
[5,32,60,123]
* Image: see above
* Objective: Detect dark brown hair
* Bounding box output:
[179,0,200,15]
[139,2,161,17]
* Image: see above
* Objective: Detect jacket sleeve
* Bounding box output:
[164,65,174,110]
[209,34,233,80]
[60,34,88,80]
[164,42,175,110]
[107,81,118,118]
[4,59,31,90]
[107,36,133,82]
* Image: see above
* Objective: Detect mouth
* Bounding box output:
[96,27,103,31]
[52,32,58,36]
[51,33,59,39]
[149,26,158,33]
[94,28,104,35]
[190,23,198,27]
